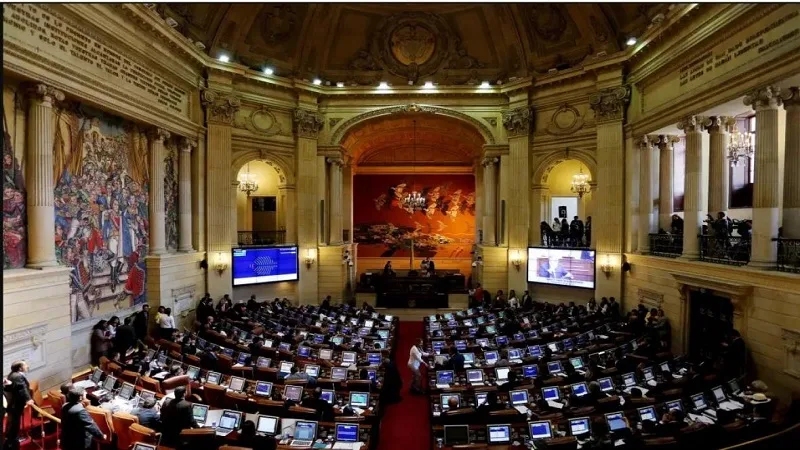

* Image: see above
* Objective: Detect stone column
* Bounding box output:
[24,84,64,268]
[502,106,533,292]
[655,135,680,230]
[202,90,240,297]
[328,157,344,244]
[589,85,630,299]
[782,87,800,238]
[638,136,656,254]
[231,181,240,246]
[178,137,195,252]
[745,86,782,266]
[294,109,325,303]
[148,128,170,255]
[482,156,499,245]
[678,115,706,259]
[280,185,297,243]
[705,116,735,216]
[530,185,549,245]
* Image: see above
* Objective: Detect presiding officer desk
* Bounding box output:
[75,302,397,449]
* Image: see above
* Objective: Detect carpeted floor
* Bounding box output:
[378,321,430,450]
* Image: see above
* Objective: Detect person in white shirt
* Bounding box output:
[507,290,519,308]
[407,338,429,395]
[158,308,176,339]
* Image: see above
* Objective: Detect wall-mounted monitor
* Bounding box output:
[232,246,299,286]
[527,247,595,289]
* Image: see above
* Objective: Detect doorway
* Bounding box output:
[688,289,733,362]
[551,197,578,224]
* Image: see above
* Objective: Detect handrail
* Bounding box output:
[720,420,800,449]
[30,402,61,423]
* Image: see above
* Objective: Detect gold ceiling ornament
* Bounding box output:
[390,24,436,66]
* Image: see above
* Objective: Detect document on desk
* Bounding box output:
[546,400,564,409]
[689,413,715,425]
[352,406,365,416]
[153,371,168,380]
[74,380,96,389]
[514,405,531,415]
[435,384,451,390]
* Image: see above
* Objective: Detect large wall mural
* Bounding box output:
[3,87,26,269]
[353,174,476,258]
[53,104,150,323]
[164,140,178,251]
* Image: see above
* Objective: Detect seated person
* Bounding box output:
[562,361,584,384]
[657,409,687,437]
[238,420,257,447]
[181,335,197,356]
[445,347,465,372]
[300,388,335,421]
[285,366,316,385]
[498,371,520,393]
[164,364,183,381]
[441,396,462,416]
[476,391,505,418]
[131,397,161,431]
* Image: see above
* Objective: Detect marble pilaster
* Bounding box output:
[654,135,680,230]
[782,88,800,238]
[677,115,707,259]
[638,136,657,254]
[148,127,170,255]
[482,156,499,246]
[178,138,195,252]
[705,116,735,215]
[328,157,344,244]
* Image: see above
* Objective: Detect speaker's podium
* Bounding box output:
[357,269,466,309]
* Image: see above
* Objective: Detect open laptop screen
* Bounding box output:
[335,423,359,442]
[257,415,278,435]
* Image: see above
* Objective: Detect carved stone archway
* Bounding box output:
[231,149,295,186]
[532,149,597,186]
[330,104,497,146]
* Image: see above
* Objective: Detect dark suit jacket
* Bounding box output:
[132,407,161,431]
[4,372,31,412]
[61,402,103,450]
[160,398,198,445]
[133,311,149,339]
[114,325,137,351]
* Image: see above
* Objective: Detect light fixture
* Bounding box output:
[423,81,435,89]
[214,252,228,275]
[312,78,322,86]
[600,254,614,278]
[400,120,427,214]
[626,37,637,46]
[336,82,345,88]
[263,67,274,75]
[510,250,524,271]
[728,127,754,166]
[378,81,389,89]
[239,163,259,197]
[570,165,591,198]
[218,54,230,63]
[480,81,491,88]
[304,248,317,268]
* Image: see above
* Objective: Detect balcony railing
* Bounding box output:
[774,238,800,273]
[648,233,683,257]
[541,232,590,248]
[237,230,287,246]
[699,235,751,265]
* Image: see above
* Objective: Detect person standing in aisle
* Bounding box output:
[408,338,429,395]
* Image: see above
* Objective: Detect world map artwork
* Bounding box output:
[353,174,476,258]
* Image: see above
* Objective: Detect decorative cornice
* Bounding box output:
[501,106,534,138]
[744,85,782,111]
[704,116,736,134]
[3,322,48,346]
[782,87,800,108]
[24,83,65,105]
[676,115,707,133]
[293,109,325,139]
[589,86,630,123]
[179,137,197,153]
[201,90,241,125]
[148,127,171,142]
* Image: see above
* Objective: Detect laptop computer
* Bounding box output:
[320,389,335,404]
[290,420,318,447]
[443,425,469,446]
[436,370,454,388]
[255,381,273,397]
[571,382,589,397]
[256,415,279,436]
[440,393,461,410]
[542,387,561,402]
[90,368,103,385]
[487,425,511,444]
[605,412,628,432]
[495,367,510,384]
[569,417,591,438]
[332,423,360,449]
[510,389,529,406]
[228,376,246,393]
[331,367,348,380]
[484,351,499,365]
[216,410,242,436]
[93,375,117,397]
[305,365,321,377]
[507,348,523,364]
[349,392,369,408]
[638,405,658,422]
[341,351,357,366]
[546,361,563,376]
[598,377,614,392]
[206,371,222,385]
[132,444,156,450]
[528,420,553,440]
[117,382,135,401]
[712,385,744,410]
[284,385,303,402]
[523,365,539,379]
[191,403,209,426]
[466,369,484,385]
[279,361,294,376]
[318,349,333,361]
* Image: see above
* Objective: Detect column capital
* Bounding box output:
[637,135,653,149]
[481,156,499,168]
[179,137,197,153]
[647,134,680,151]
[589,85,630,123]
[704,116,736,133]
[293,109,324,139]
[501,106,534,137]
[232,180,241,188]
[201,89,241,125]
[147,127,171,143]
[326,156,345,167]
[676,115,707,133]
[25,83,65,105]
[744,85,782,111]
[782,86,800,109]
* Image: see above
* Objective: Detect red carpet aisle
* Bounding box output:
[378,321,431,450]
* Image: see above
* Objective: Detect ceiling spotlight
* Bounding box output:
[218,54,230,63]
[626,37,637,46]
[378,81,389,89]
[263,67,274,75]
[480,81,491,88]
[336,82,345,88]
[423,81,435,89]
[312,78,322,85]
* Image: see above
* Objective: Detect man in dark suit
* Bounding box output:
[300,388,335,421]
[132,304,150,341]
[114,316,137,355]
[521,290,533,310]
[159,386,198,446]
[61,387,105,450]
[3,361,33,450]
[131,397,161,431]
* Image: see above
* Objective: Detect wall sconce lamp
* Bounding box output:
[600,254,614,278]
[214,252,228,276]
[304,248,317,269]
[510,250,524,271]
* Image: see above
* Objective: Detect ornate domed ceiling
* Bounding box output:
[159,3,671,85]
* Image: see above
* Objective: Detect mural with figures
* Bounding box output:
[164,140,178,251]
[3,86,26,269]
[53,103,150,323]
[353,174,476,258]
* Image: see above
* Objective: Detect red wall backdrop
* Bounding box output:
[353,174,476,258]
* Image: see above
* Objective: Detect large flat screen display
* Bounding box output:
[527,247,595,289]
[232,246,299,286]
